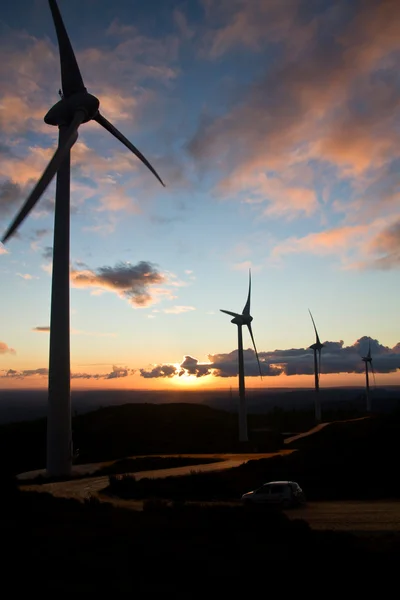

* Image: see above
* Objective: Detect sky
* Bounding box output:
[0,0,399,391]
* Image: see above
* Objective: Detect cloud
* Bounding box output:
[179,355,212,378]
[139,336,400,380]
[189,0,400,226]
[140,364,178,379]
[0,180,25,217]
[363,218,400,270]
[71,365,134,380]
[17,273,36,280]
[42,246,53,261]
[163,306,196,314]
[1,367,48,378]
[1,365,134,380]
[32,325,116,337]
[70,260,170,307]
[0,342,16,355]
[271,217,400,270]
[201,0,298,58]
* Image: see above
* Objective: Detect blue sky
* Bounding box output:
[0,0,399,389]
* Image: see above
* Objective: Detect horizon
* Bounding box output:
[1,0,400,393]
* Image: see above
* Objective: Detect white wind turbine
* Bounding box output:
[221,270,262,442]
[362,340,375,413]
[308,310,324,422]
[1,0,164,477]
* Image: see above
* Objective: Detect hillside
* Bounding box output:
[0,403,281,474]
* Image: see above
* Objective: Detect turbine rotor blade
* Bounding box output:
[247,322,262,379]
[308,309,322,345]
[220,309,242,319]
[2,111,84,243]
[93,112,165,187]
[242,269,251,315]
[49,0,86,97]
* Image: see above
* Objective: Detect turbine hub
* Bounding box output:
[44,92,100,126]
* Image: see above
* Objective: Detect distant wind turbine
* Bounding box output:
[1,0,164,477]
[308,310,324,422]
[221,270,262,442]
[362,341,375,413]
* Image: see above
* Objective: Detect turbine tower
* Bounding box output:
[308,310,324,422]
[221,270,262,442]
[1,0,164,477]
[362,341,375,413]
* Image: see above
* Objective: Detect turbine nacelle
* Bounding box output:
[309,342,324,351]
[220,310,253,326]
[44,92,100,126]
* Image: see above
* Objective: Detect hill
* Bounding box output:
[0,403,281,474]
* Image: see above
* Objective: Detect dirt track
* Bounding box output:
[285,500,400,531]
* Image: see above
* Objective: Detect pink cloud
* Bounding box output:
[190,0,400,222]
[0,341,15,355]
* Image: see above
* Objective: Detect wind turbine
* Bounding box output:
[308,310,324,422]
[1,0,164,477]
[221,270,262,443]
[362,341,375,413]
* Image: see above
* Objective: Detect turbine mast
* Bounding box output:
[237,324,247,442]
[313,349,321,422]
[46,125,72,476]
[365,361,371,413]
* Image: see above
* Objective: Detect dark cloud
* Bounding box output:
[1,367,48,378]
[71,365,135,380]
[139,337,400,380]
[42,246,53,261]
[70,261,166,307]
[1,365,134,380]
[32,326,50,333]
[140,364,177,379]
[0,180,24,217]
[180,355,211,377]
[0,341,15,355]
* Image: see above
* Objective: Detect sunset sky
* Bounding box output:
[0,0,399,391]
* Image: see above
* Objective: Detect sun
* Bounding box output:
[170,365,211,388]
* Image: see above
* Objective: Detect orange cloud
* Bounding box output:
[0,341,15,355]
[190,0,400,222]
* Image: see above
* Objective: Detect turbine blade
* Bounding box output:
[247,322,263,379]
[220,309,241,319]
[49,0,86,97]
[93,112,165,187]
[2,111,84,243]
[367,339,372,360]
[308,309,322,345]
[242,269,251,315]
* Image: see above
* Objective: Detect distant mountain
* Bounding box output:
[0,386,399,424]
